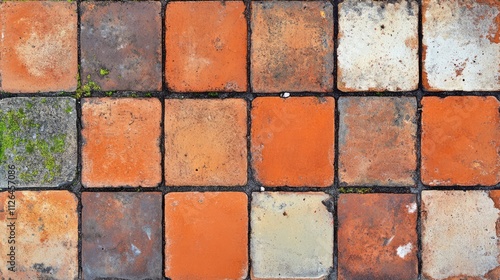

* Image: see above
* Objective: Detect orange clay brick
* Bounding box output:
[165,192,248,280]
[421,96,500,186]
[0,2,77,93]
[251,97,335,187]
[338,194,418,280]
[338,97,417,186]
[164,99,247,186]
[0,191,78,279]
[251,1,334,93]
[81,98,162,187]
[165,1,247,92]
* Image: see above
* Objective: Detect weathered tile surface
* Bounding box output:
[338,194,418,280]
[251,1,334,92]
[0,2,77,93]
[423,0,500,91]
[165,99,247,186]
[421,96,500,186]
[0,98,77,188]
[251,97,335,187]
[81,2,162,91]
[165,192,248,280]
[0,191,78,279]
[82,192,163,280]
[338,97,417,186]
[82,98,161,187]
[165,1,247,92]
[250,192,334,279]
[338,0,419,91]
[422,191,500,279]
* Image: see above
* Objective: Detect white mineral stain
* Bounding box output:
[406,202,417,213]
[396,242,413,258]
[131,244,141,256]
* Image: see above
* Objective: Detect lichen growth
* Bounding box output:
[100,68,110,76]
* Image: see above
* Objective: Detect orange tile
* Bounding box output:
[251,97,335,187]
[164,99,247,186]
[165,192,248,280]
[165,1,247,92]
[421,96,500,186]
[81,98,162,187]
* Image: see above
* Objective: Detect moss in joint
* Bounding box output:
[338,187,371,194]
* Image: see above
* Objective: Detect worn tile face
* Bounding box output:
[82,98,161,187]
[0,98,77,188]
[251,1,334,92]
[421,96,500,186]
[338,0,419,91]
[250,192,334,279]
[165,2,247,92]
[422,191,500,279]
[81,2,162,91]
[0,2,77,93]
[0,191,78,279]
[82,192,162,280]
[423,0,500,91]
[165,192,248,280]
[251,97,335,187]
[338,194,418,280]
[164,99,247,186]
[338,97,417,186]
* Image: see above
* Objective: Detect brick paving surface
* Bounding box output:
[0,0,499,279]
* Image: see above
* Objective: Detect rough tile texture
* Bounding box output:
[422,191,500,279]
[82,192,162,280]
[338,194,418,280]
[338,97,417,186]
[165,99,247,186]
[251,192,334,279]
[81,2,162,91]
[165,2,247,92]
[251,1,334,92]
[0,98,77,188]
[165,192,248,280]
[82,98,161,187]
[338,0,419,91]
[0,2,77,93]
[423,0,500,91]
[0,191,78,279]
[251,97,335,187]
[421,96,500,186]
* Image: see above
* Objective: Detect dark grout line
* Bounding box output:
[416,0,424,278]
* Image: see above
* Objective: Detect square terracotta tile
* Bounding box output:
[338,97,417,186]
[165,1,247,92]
[250,192,334,279]
[0,2,77,93]
[82,98,162,187]
[338,193,418,280]
[165,192,248,280]
[164,99,247,186]
[251,97,335,187]
[81,1,162,91]
[421,96,500,186]
[251,1,334,92]
[82,192,162,279]
[0,191,78,279]
[422,190,500,279]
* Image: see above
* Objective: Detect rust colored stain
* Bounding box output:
[164,99,248,186]
[82,192,163,279]
[338,97,417,186]
[251,97,335,187]
[165,192,248,280]
[0,191,78,279]
[165,2,247,92]
[251,1,334,92]
[421,96,500,186]
[80,2,162,91]
[0,2,77,93]
[81,98,162,187]
[338,194,418,280]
